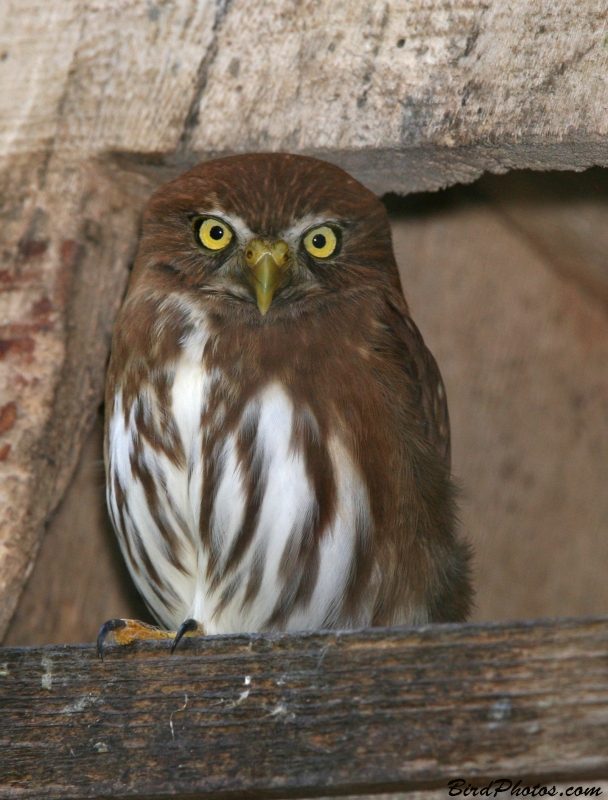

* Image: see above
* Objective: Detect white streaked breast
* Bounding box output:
[107,342,373,633]
[107,389,198,628]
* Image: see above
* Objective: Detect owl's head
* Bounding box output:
[135,153,399,317]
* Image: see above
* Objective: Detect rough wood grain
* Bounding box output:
[2,0,608,642]
[3,0,608,210]
[0,157,155,639]
[187,0,608,192]
[2,618,608,799]
[4,1,608,189]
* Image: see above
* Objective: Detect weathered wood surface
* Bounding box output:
[2,618,608,799]
[3,1,608,188]
[2,0,608,641]
[0,158,154,640]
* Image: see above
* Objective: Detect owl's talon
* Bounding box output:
[171,618,202,654]
[97,618,127,660]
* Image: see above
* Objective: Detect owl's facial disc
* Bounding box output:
[244,237,290,315]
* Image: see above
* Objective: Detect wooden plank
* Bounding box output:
[1,618,608,799]
[0,157,157,639]
[3,1,608,189]
[186,0,608,193]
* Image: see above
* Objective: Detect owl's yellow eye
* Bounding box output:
[194,217,233,251]
[303,226,338,259]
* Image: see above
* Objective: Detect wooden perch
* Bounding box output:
[2,618,608,799]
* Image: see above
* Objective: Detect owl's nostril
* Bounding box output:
[245,237,290,268]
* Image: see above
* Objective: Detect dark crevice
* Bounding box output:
[177,0,235,157]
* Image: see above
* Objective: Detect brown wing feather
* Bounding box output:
[384,294,451,473]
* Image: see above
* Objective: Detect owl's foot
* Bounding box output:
[97,617,205,659]
[97,618,174,659]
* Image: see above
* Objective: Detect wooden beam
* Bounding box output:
[2,618,608,799]
[4,1,608,192]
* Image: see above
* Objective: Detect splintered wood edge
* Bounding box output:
[1,617,608,799]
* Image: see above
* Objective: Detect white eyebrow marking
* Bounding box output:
[281,215,338,247]
[285,215,330,238]
[195,209,253,244]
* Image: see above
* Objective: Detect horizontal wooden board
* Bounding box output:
[1,618,608,799]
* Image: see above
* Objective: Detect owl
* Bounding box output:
[99,153,471,656]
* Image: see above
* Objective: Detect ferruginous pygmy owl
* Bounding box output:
[98,153,471,655]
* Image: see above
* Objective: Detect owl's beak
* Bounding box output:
[245,238,290,315]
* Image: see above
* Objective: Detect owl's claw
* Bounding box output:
[97,618,127,660]
[171,618,203,654]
